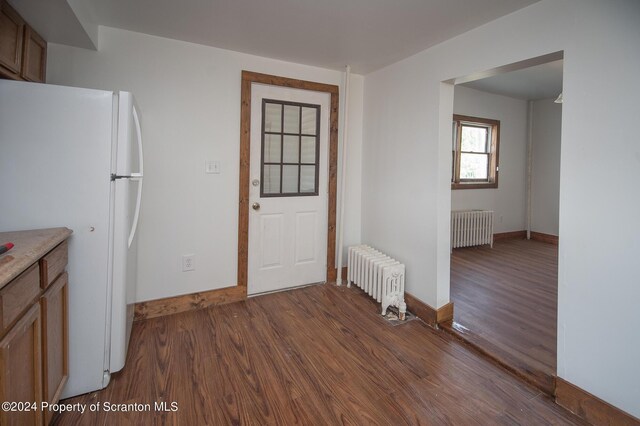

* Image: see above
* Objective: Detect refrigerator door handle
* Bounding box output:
[128,105,144,248]
[128,176,143,248]
[133,105,144,176]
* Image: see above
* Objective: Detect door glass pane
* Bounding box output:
[264,134,281,163]
[283,105,300,133]
[301,107,317,135]
[301,136,316,163]
[300,165,316,193]
[461,125,488,153]
[282,165,299,193]
[283,135,299,163]
[264,103,282,132]
[460,153,489,180]
[263,165,281,194]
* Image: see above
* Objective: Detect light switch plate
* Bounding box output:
[206,160,220,174]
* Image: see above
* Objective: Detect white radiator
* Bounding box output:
[451,210,494,249]
[347,245,407,320]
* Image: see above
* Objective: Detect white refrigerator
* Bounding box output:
[0,80,143,398]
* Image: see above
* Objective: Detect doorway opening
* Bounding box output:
[237,71,340,296]
[444,52,563,394]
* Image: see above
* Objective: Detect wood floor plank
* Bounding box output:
[54,282,584,425]
[447,238,558,394]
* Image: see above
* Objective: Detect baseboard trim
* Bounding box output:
[493,230,527,241]
[531,231,559,245]
[134,285,247,321]
[555,378,640,426]
[404,292,453,327]
[340,268,455,325]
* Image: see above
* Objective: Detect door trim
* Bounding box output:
[238,70,339,293]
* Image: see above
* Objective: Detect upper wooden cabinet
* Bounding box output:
[21,25,46,82]
[0,0,46,83]
[0,0,24,78]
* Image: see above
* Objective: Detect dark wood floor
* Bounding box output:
[54,283,582,425]
[445,238,557,394]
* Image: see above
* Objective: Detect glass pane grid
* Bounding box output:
[261,99,320,197]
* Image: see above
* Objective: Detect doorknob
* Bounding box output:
[252,202,261,211]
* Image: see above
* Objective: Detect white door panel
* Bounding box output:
[248,83,329,295]
[260,214,284,269]
[295,212,317,264]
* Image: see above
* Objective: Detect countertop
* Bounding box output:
[0,227,72,290]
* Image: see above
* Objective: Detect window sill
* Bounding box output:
[451,182,498,190]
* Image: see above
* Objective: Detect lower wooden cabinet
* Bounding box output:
[0,304,43,426]
[0,237,69,425]
[40,273,68,426]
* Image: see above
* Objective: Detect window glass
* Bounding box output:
[301,136,316,163]
[263,164,281,194]
[282,165,299,193]
[283,135,299,163]
[460,153,489,180]
[262,100,320,196]
[264,103,282,132]
[461,126,488,153]
[283,105,300,133]
[301,107,317,135]
[264,134,281,163]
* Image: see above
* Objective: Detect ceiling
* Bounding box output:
[461,59,563,101]
[45,0,540,74]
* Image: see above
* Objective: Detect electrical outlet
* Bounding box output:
[182,254,195,272]
[205,160,220,174]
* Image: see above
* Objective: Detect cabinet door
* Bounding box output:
[0,303,42,426]
[0,0,25,79]
[41,273,68,426]
[20,25,46,82]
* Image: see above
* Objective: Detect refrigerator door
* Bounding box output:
[109,92,143,373]
[0,80,114,398]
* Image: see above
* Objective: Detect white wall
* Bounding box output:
[531,98,561,236]
[362,0,640,417]
[47,26,363,302]
[452,86,528,233]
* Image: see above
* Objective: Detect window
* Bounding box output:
[261,99,320,197]
[452,114,500,189]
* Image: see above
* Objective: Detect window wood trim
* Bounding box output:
[451,114,500,190]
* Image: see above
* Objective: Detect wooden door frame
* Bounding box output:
[238,70,339,294]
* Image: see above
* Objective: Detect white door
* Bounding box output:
[248,83,329,295]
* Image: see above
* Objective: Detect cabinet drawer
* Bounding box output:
[40,241,68,289]
[0,262,40,334]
